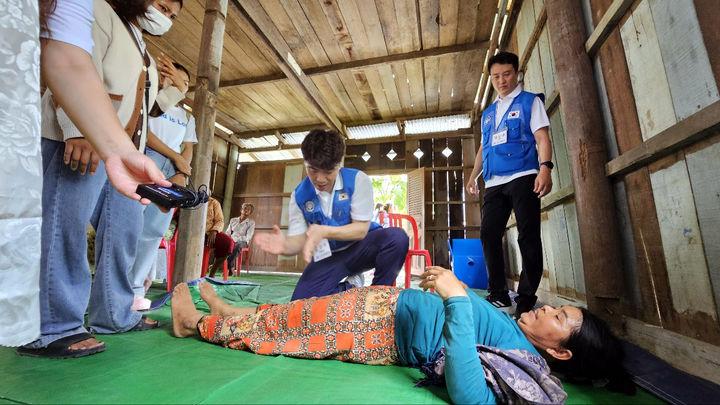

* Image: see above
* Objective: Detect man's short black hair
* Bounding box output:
[488,51,519,72]
[301,129,345,171]
[173,62,190,81]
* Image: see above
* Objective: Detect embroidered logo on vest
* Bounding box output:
[484,115,492,126]
[305,201,315,212]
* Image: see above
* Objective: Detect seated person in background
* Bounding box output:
[371,202,384,224]
[171,266,635,404]
[226,203,256,272]
[206,196,233,278]
[255,129,409,301]
[129,60,197,311]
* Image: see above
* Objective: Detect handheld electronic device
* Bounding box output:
[136,182,209,209]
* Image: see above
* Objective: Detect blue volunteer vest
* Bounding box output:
[294,167,381,251]
[480,91,544,181]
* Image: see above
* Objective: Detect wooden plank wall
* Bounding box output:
[231,162,287,271]
[584,0,720,347]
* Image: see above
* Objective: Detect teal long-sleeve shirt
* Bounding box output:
[394,289,540,404]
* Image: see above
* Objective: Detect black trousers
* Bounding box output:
[480,174,542,307]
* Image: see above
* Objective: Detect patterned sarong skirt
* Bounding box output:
[198,286,402,365]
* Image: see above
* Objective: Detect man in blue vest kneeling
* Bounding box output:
[466,52,553,319]
[255,129,409,300]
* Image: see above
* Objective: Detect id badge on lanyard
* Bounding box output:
[491,129,508,146]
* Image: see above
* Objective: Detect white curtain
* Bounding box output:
[0,0,42,346]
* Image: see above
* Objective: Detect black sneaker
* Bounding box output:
[485,294,512,308]
[513,302,534,320]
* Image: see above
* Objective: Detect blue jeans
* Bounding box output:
[128,148,177,296]
[87,172,147,333]
[291,227,409,301]
[27,139,108,348]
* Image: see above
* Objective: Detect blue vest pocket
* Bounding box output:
[493,142,528,172]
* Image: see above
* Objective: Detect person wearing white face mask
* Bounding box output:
[19,0,184,359]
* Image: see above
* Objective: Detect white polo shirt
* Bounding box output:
[288,170,374,238]
[484,84,550,188]
[148,105,197,153]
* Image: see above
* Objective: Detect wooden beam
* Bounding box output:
[174,0,228,287]
[605,100,720,178]
[229,0,345,136]
[518,3,547,73]
[545,89,560,113]
[222,144,239,219]
[585,0,636,58]
[624,316,720,385]
[208,41,490,91]
[235,123,326,140]
[547,0,627,323]
[239,144,299,153]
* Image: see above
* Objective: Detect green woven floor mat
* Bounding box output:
[0,276,662,404]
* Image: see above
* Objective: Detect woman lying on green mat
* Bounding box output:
[172,267,634,404]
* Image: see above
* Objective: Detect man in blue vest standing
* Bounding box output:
[255,129,409,300]
[466,52,553,318]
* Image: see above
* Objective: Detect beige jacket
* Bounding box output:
[41,0,166,152]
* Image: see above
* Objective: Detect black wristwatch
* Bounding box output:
[540,161,554,170]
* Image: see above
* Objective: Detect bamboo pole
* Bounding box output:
[545,0,627,323]
[222,144,239,219]
[174,0,228,287]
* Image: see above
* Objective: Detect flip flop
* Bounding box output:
[16,332,105,359]
[128,315,159,332]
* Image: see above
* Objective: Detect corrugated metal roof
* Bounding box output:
[281,131,307,145]
[238,135,279,148]
[238,149,303,162]
[404,113,471,134]
[347,122,399,139]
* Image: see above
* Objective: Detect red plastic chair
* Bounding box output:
[236,242,251,275]
[201,244,229,281]
[386,213,432,289]
[159,231,177,292]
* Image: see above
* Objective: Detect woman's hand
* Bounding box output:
[104,147,171,205]
[157,53,188,93]
[419,266,468,300]
[64,138,99,175]
[173,153,192,176]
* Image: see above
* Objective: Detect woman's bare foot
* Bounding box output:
[198,281,228,316]
[198,281,257,317]
[171,283,203,338]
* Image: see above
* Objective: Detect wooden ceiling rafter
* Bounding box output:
[229,0,346,137]
[188,41,491,92]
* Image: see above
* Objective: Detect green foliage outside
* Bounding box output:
[370,175,407,214]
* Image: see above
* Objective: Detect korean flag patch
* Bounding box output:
[338,192,349,201]
[508,110,520,119]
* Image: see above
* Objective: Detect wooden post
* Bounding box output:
[174,0,228,287]
[222,144,238,219]
[545,0,626,320]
